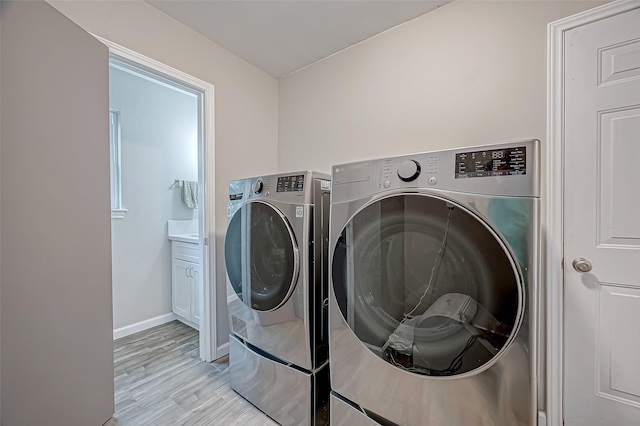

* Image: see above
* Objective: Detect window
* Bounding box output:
[110,109,126,219]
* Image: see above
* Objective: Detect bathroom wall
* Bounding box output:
[110,65,198,330]
[48,0,279,349]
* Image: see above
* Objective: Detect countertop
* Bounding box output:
[168,233,199,244]
[167,219,199,244]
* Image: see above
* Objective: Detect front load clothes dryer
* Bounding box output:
[225,171,331,426]
[328,140,540,426]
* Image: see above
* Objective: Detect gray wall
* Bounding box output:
[278,1,606,174]
[0,3,3,417]
[0,2,113,424]
[110,66,198,330]
[48,0,279,350]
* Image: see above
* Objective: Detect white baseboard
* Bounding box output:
[216,342,229,359]
[113,312,178,340]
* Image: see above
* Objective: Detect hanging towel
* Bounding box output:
[181,181,198,209]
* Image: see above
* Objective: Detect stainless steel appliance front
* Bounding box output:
[225,171,331,425]
[330,392,379,426]
[329,140,540,425]
[230,336,330,426]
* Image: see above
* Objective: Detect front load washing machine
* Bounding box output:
[328,140,540,426]
[225,171,331,425]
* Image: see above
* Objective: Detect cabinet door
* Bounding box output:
[192,264,201,325]
[173,259,192,320]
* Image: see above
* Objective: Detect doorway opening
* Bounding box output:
[103,38,221,363]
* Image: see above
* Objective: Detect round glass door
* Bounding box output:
[332,194,524,377]
[225,201,299,311]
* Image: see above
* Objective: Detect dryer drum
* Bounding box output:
[331,193,524,377]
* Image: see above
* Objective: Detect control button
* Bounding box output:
[397,160,421,182]
[428,176,438,185]
[383,180,391,188]
[253,180,263,194]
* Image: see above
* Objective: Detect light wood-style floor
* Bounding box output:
[106,320,278,426]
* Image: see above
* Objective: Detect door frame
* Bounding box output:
[546,1,638,424]
[100,37,221,362]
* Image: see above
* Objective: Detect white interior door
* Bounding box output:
[564,4,640,425]
[1,2,113,425]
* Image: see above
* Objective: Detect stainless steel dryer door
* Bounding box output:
[225,200,314,370]
[331,193,525,378]
[225,200,300,312]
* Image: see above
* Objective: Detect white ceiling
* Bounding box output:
[146,0,452,78]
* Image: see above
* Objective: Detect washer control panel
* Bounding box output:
[229,171,328,210]
[276,174,305,192]
[380,154,440,188]
[331,140,538,201]
[455,146,526,179]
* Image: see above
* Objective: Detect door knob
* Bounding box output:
[572,258,592,273]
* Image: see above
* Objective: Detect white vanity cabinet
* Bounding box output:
[171,240,200,330]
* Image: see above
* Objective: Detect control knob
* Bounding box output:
[397,160,421,182]
[253,179,264,194]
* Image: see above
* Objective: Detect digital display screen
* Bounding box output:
[455,146,526,179]
[276,175,304,192]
